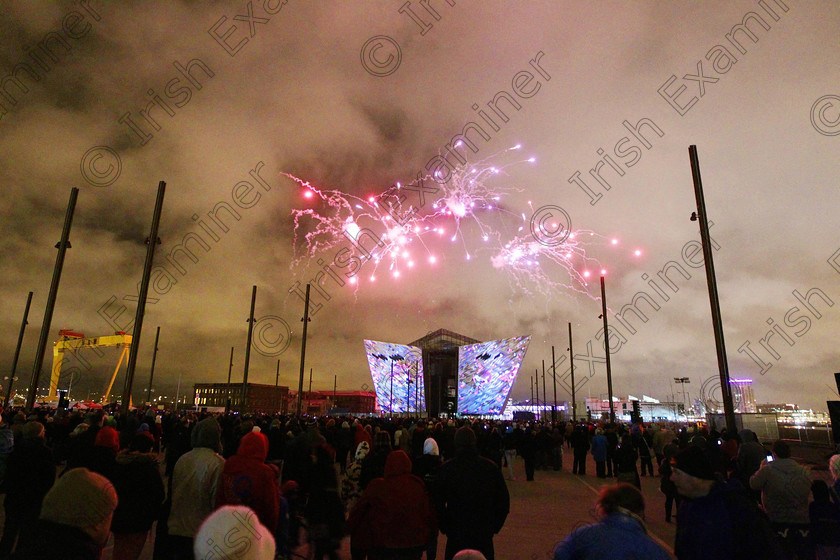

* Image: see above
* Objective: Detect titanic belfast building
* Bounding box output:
[363,328,530,417]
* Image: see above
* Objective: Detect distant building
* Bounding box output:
[323,391,377,414]
[757,403,798,413]
[193,383,289,414]
[585,396,685,422]
[411,329,481,417]
[730,379,757,413]
[285,390,378,416]
[364,328,530,417]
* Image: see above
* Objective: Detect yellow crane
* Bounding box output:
[51,330,132,404]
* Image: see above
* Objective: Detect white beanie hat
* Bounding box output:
[194,506,275,560]
[40,468,118,545]
[423,437,440,456]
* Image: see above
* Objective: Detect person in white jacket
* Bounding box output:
[168,416,225,560]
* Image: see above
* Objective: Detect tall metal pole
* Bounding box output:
[308,367,313,395]
[225,347,234,413]
[296,284,311,416]
[7,292,33,408]
[689,145,736,434]
[530,376,534,408]
[28,188,78,411]
[600,276,615,423]
[535,368,540,420]
[541,359,547,422]
[175,371,182,410]
[242,285,257,411]
[390,361,394,414]
[123,181,166,408]
[275,360,280,387]
[333,374,337,402]
[551,345,558,423]
[146,326,161,405]
[569,323,576,422]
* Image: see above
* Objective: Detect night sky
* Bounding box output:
[1,0,839,412]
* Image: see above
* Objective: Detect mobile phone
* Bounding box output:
[766,454,774,462]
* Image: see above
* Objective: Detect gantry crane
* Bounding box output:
[51,329,132,403]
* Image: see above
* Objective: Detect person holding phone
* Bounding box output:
[750,440,812,556]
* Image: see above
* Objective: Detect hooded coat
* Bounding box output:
[216,431,280,533]
[168,417,225,538]
[110,449,165,533]
[347,450,435,555]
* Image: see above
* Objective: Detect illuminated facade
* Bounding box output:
[365,329,530,416]
[730,379,757,413]
[457,336,531,415]
[363,340,426,414]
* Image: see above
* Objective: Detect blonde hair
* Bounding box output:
[830,454,840,481]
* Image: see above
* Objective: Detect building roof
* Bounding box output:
[409,328,481,351]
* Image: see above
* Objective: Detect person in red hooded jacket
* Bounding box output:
[215,431,280,534]
[347,449,436,560]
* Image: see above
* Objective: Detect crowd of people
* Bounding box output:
[0,406,837,560]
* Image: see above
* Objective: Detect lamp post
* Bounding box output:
[674,377,690,417]
[388,354,404,414]
[600,275,615,424]
[688,145,736,434]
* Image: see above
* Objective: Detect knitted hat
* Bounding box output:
[194,506,275,560]
[673,445,716,481]
[40,468,118,545]
[130,431,155,452]
[95,426,120,453]
[454,426,477,450]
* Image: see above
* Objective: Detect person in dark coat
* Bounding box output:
[413,438,443,560]
[435,426,510,560]
[570,425,590,476]
[306,444,345,560]
[87,425,120,479]
[672,445,785,560]
[635,427,654,477]
[110,431,165,560]
[615,435,640,489]
[605,424,619,477]
[360,431,392,490]
[518,426,537,481]
[0,421,56,557]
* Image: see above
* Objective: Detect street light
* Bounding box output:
[674,377,690,417]
[388,354,405,414]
